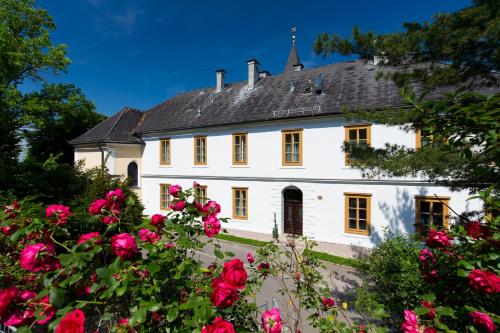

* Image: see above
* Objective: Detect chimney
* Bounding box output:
[259,70,271,78]
[247,59,260,89]
[215,69,225,93]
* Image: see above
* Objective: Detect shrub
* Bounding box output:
[358,229,426,326]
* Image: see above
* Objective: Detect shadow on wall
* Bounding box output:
[350,187,429,259]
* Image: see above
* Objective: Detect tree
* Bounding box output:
[23,83,106,165]
[313,0,500,193]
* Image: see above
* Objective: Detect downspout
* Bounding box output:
[98,143,105,169]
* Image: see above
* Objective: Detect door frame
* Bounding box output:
[282,186,303,235]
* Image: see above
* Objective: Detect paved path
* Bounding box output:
[195,239,364,333]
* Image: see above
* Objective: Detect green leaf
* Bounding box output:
[129,307,147,325]
[214,249,224,259]
[148,262,161,274]
[224,251,235,257]
[167,307,179,322]
[457,269,470,277]
[414,307,430,315]
[436,306,455,317]
[116,284,128,297]
[421,293,436,302]
[49,287,66,308]
[15,327,32,333]
[457,260,474,270]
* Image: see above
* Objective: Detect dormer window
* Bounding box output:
[302,87,312,94]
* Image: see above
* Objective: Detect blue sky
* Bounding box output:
[31,0,470,116]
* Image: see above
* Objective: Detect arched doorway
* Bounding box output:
[127,161,138,187]
[283,188,303,235]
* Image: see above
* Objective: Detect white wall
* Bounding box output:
[139,116,480,249]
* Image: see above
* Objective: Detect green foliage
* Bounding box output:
[314,0,499,89]
[358,230,425,326]
[315,0,500,193]
[215,232,269,247]
[305,249,362,269]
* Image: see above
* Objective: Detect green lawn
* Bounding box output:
[215,233,362,269]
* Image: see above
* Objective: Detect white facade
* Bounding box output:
[138,115,480,249]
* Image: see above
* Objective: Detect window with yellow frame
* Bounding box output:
[344,193,371,235]
[416,129,433,149]
[232,187,248,220]
[194,136,207,165]
[160,184,171,210]
[344,124,371,165]
[160,139,170,165]
[194,185,208,205]
[232,133,248,165]
[282,129,302,166]
[415,196,449,233]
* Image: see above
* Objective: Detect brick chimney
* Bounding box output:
[215,69,225,93]
[247,59,260,89]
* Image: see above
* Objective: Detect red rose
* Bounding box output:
[201,317,235,333]
[46,204,71,225]
[170,200,186,211]
[77,232,103,245]
[138,228,161,243]
[55,309,85,333]
[421,300,435,319]
[221,259,247,289]
[423,328,437,333]
[210,281,239,308]
[468,269,500,293]
[151,214,165,227]
[19,243,57,272]
[0,286,18,319]
[322,297,335,307]
[110,202,122,215]
[203,215,221,238]
[1,225,16,236]
[106,188,125,203]
[426,229,452,248]
[203,201,221,215]
[247,252,255,264]
[111,233,137,260]
[169,185,182,197]
[32,295,56,325]
[3,200,20,219]
[88,199,108,215]
[470,311,496,333]
[465,221,482,239]
[418,249,435,265]
[261,308,283,333]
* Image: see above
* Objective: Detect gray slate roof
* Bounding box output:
[136,60,447,134]
[283,46,301,72]
[69,107,143,145]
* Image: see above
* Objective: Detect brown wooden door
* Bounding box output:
[284,189,303,235]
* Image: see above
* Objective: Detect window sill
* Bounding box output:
[192,165,209,168]
[159,165,172,168]
[231,218,248,223]
[343,232,370,238]
[279,166,306,169]
[231,165,250,168]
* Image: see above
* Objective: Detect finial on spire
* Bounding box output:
[291,26,296,47]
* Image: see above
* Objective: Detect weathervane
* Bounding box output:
[291,26,296,47]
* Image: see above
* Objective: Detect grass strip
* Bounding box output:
[215,233,362,269]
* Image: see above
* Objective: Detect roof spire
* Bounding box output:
[284,26,302,73]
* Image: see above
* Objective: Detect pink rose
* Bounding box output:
[402,310,418,333]
[258,262,270,275]
[19,243,57,272]
[221,259,247,289]
[165,242,175,249]
[261,308,283,333]
[151,214,165,227]
[32,295,56,325]
[470,311,496,333]
[201,317,235,333]
[203,215,221,238]
[103,215,118,225]
[468,269,500,293]
[3,200,20,219]
[45,204,71,225]
[193,181,200,187]
[170,200,186,211]
[138,228,161,243]
[169,185,182,197]
[418,249,435,265]
[210,280,239,308]
[110,202,122,215]
[465,221,482,239]
[111,233,137,260]
[106,188,125,203]
[77,232,103,245]
[247,252,255,264]
[423,328,437,333]
[322,297,335,307]
[426,229,452,248]
[88,199,108,215]
[0,286,18,319]
[203,201,221,215]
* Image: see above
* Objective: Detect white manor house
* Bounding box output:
[70,42,489,254]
